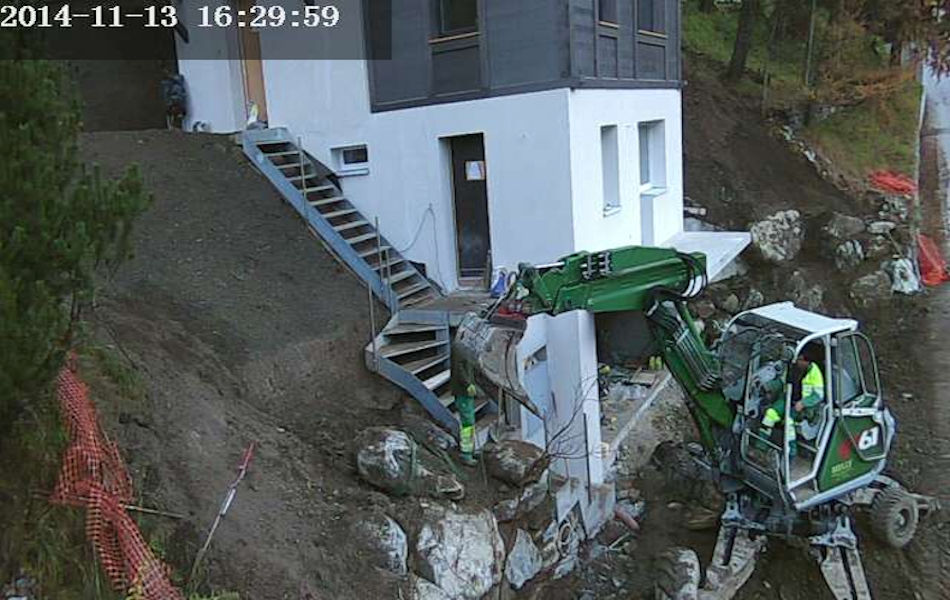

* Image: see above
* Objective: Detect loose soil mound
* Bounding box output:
[81,130,404,599]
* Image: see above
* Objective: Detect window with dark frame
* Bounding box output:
[638,0,664,33]
[342,146,368,165]
[438,0,478,36]
[599,0,618,24]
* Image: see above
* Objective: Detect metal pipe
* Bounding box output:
[375,217,388,311]
[368,278,378,371]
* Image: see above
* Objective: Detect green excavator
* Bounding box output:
[452,245,940,600]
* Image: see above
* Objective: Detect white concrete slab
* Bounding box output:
[663,230,751,281]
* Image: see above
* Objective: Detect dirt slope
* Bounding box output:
[80,130,403,599]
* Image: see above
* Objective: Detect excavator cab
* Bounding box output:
[720,302,894,508]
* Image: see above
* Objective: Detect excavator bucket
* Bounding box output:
[453,312,542,416]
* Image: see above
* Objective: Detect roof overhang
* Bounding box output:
[663,230,752,282]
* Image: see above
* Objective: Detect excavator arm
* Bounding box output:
[455,245,735,451]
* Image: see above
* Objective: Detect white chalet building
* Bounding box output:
[176,0,750,535]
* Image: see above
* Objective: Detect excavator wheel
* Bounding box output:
[870,486,919,548]
[654,547,701,600]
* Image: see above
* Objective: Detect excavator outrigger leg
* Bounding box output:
[811,516,872,600]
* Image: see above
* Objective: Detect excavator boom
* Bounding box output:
[458,245,733,450]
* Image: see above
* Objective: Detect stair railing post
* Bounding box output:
[385,246,394,311]
[296,136,305,200]
[374,217,389,311]
[368,279,378,371]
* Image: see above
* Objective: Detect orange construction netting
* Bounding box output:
[918,234,950,287]
[50,365,183,600]
[869,170,918,195]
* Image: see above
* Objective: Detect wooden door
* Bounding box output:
[450,134,491,282]
[238,0,267,122]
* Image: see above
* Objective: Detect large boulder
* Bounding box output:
[867,221,897,236]
[352,513,408,576]
[493,477,549,523]
[483,440,545,486]
[505,530,543,590]
[884,258,921,295]
[823,212,866,241]
[785,270,824,311]
[409,576,452,600]
[414,506,505,600]
[741,288,765,310]
[834,240,865,271]
[750,210,804,263]
[850,271,893,305]
[355,428,464,499]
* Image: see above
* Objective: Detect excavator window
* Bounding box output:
[834,336,864,407]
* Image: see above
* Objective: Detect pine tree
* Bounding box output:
[0,33,150,425]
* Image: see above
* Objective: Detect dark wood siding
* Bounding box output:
[484,0,569,88]
[365,0,681,112]
[368,0,430,105]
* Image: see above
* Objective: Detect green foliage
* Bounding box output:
[188,592,241,600]
[0,57,150,421]
[804,74,922,179]
[0,393,121,599]
[86,344,146,401]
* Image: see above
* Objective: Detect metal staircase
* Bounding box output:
[242,128,495,442]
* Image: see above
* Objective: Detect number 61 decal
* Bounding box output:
[858,426,881,451]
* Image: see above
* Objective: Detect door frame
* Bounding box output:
[236,0,268,123]
[446,132,492,289]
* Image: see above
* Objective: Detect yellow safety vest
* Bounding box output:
[801,362,824,407]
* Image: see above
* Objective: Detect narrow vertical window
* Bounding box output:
[601,125,620,213]
[638,0,664,33]
[638,120,666,191]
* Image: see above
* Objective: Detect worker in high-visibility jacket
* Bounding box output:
[761,351,825,456]
[450,346,479,466]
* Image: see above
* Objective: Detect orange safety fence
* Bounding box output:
[50,365,183,600]
[918,234,950,287]
[869,170,918,195]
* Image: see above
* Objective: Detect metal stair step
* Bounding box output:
[400,354,449,375]
[423,370,451,391]
[380,339,447,359]
[287,173,320,183]
[277,162,306,170]
[372,257,406,271]
[384,269,417,286]
[303,184,336,195]
[396,282,431,300]
[423,370,451,392]
[309,196,346,208]
[321,208,360,220]
[264,149,300,158]
[384,323,444,336]
[349,233,381,246]
[334,220,370,233]
[400,292,436,309]
[359,245,392,258]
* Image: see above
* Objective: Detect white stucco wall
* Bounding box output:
[175,28,246,133]
[258,57,578,291]
[567,88,685,252]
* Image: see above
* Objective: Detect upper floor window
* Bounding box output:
[638,0,665,34]
[438,0,478,36]
[599,0,618,24]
